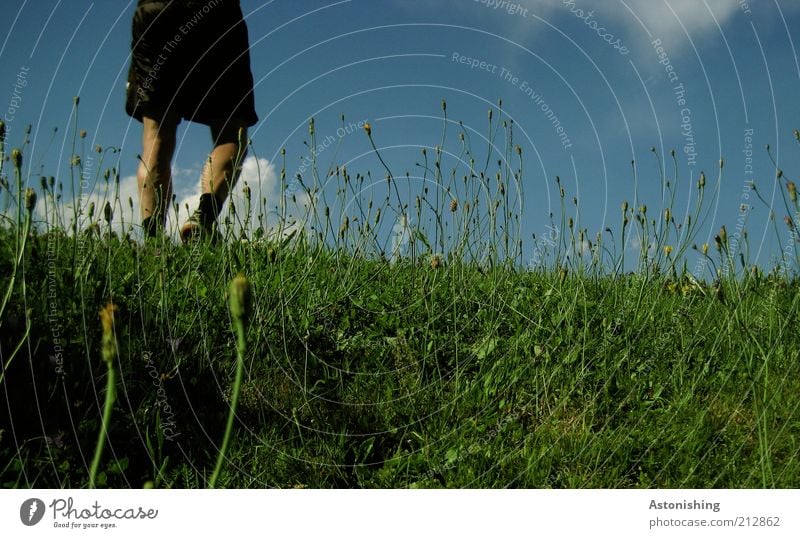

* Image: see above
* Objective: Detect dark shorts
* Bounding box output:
[125,0,258,127]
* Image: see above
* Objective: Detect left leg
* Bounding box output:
[180,119,248,241]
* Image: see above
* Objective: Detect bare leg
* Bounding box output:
[138,113,178,236]
[181,119,248,241]
[202,120,248,203]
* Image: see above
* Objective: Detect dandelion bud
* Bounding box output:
[663,245,673,256]
[363,122,371,137]
[99,303,118,365]
[450,199,458,212]
[488,109,493,121]
[104,201,113,224]
[788,181,797,203]
[95,145,102,153]
[79,130,87,139]
[24,188,36,212]
[11,148,22,170]
[228,274,253,325]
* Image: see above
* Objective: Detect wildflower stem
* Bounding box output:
[89,362,116,488]
[210,275,252,488]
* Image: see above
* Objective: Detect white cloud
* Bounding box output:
[468,0,760,57]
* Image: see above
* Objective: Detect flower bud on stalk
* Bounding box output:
[24,188,36,213]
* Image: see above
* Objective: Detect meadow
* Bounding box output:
[1,103,799,488]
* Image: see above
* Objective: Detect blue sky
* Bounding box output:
[2,0,800,271]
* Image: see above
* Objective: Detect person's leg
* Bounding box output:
[139,112,178,237]
[204,119,248,203]
[181,119,248,241]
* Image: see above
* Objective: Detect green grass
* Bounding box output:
[1,108,799,488]
[1,225,798,488]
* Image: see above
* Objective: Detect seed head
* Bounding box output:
[228,274,253,324]
[702,243,709,256]
[24,188,37,213]
[785,216,795,230]
[622,201,628,213]
[88,202,95,219]
[79,130,87,139]
[664,209,671,222]
[450,199,458,212]
[308,118,314,136]
[430,254,442,270]
[698,173,706,189]
[719,225,728,245]
[663,245,673,256]
[104,201,113,224]
[243,183,251,202]
[795,129,800,142]
[363,122,371,137]
[0,120,5,139]
[99,303,119,365]
[788,181,797,203]
[441,99,447,112]
[11,148,22,170]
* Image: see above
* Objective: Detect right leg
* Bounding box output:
[138,112,178,237]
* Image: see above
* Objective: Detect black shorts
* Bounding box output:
[125,0,258,127]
